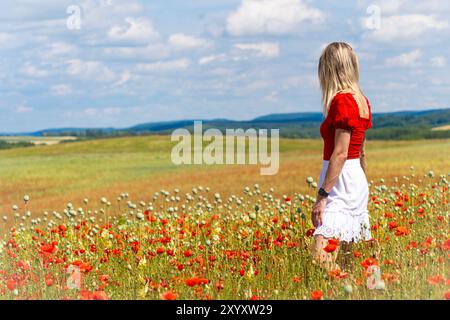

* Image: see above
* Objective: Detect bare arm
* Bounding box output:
[321,129,351,193]
[312,129,350,227]
[360,137,366,173]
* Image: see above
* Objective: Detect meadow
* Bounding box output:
[0,136,448,300]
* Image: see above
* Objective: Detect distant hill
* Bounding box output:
[2,108,450,140]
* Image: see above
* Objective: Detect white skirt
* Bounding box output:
[313,159,372,243]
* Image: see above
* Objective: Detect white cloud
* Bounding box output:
[198,54,227,65]
[107,17,159,44]
[364,14,448,42]
[359,0,450,15]
[65,107,123,118]
[16,103,33,114]
[385,49,422,67]
[168,33,210,50]
[265,91,279,102]
[226,0,324,36]
[103,43,170,60]
[0,32,22,49]
[103,107,122,116]
[234,42,280,58]
[20,62,49,77]
[66,59,116,82]
[430,56,446,67]
[137,59,190,72]
[41,42,77,59]
[50,84,72,96]
[114,71,132,86]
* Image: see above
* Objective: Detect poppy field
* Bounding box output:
[0,137,449,300]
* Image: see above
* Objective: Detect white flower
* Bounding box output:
[136,212,145,220]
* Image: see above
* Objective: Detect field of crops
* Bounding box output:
[0,137,448,300]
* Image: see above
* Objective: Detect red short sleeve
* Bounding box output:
[329,93,358,131]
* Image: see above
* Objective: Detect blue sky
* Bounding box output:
[1,0,450,132]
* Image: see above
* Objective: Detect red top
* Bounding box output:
[320,92,372,161]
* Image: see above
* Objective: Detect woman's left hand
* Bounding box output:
[312,196,327,227]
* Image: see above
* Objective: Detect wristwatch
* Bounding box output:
[318,187,329,198]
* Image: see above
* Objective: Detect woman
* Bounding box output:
[312,42,372,272]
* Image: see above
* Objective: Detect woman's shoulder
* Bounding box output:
[329,91,372,129]
[332,91,371,115]
[330,91,358,113]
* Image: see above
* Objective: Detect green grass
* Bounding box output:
[0,136,449,216]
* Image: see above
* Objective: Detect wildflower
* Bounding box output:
[6,279,16,291]
[161,291,177,300]
[215,280,224,290]
[343,285,353,294]
[311,290,323,300]
[71,260,93,273]
[185,277,208,287]
[361,258,378,270]
[388,221,398,230]
[427,275,445,285]
[353,250,362,258]
[44,276,53,287]
[39,242,57,255]
[81,290,109,300]
[306,228,315,237]
[394,226,409,236]
[293,276,301,283]
[442,239,450,251]
[323,239,339,253]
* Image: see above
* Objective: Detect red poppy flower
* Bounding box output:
[185,277,208,287]
[361,258,378,270]
[71,260,93,273]
[323,243,338,253]
[353,250,362,258]
[311,290,323,300]
[427,275,445,285]
[394,226,409,236]
[443,239,450,251]
[215,281,224,290]
[80,290,109,300]
[161,291,177,300]
[44,275,53,287]
[384,212,395,218]
[388,221,398,230]
[6,279,16,291]
[39,242,57,255]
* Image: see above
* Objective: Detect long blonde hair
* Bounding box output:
[318,42,367,116]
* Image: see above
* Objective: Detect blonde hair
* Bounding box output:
[318,42,367,116]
